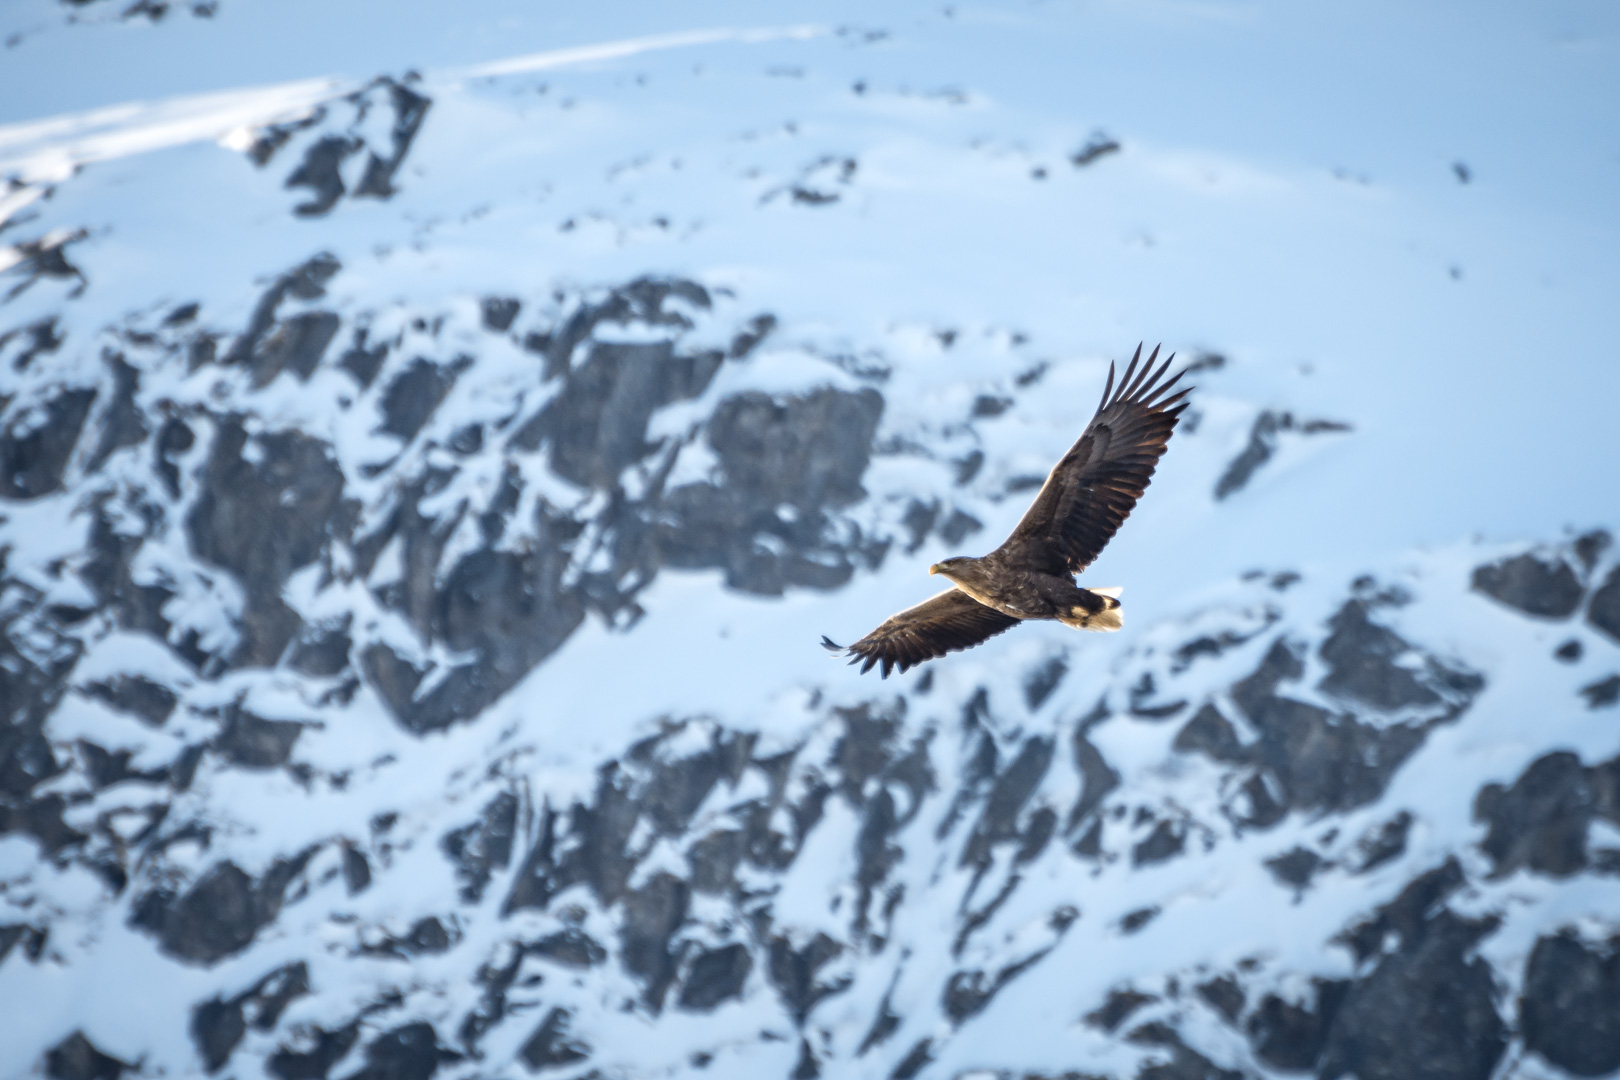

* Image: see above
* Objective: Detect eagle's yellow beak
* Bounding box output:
[928,564,940,575]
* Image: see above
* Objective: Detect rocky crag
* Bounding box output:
[2,17,1618,1080]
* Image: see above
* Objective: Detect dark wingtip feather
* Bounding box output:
[1144,363,1188,406]
[1097,360,1118,414]
[1122,344,1162,400]
[1114,345,1143,407]
[820,635,844,653]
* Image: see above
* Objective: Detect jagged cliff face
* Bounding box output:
[2,5,1619,1080]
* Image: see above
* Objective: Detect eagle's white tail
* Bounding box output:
[1060,588,1124,632]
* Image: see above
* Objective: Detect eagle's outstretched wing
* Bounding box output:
[822,588,1021,678]
[994,344,1190,576]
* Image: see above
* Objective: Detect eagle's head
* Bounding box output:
[928,556,977,579]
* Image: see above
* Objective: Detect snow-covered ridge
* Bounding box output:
[3,3,1619,1079]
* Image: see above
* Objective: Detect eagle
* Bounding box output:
[822,344,1190,677]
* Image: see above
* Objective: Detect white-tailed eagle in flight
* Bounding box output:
[823,344,1191,677]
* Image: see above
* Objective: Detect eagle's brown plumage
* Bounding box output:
[824,344,1190,677]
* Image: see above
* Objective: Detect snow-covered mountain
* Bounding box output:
[2,3,1619,1079]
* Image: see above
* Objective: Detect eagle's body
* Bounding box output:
[929,556,1121,629]
[823,345,1189,677]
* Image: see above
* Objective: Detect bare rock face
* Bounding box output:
[43,1032,130,1080]
[1175,596,1482,820]
[1319,910,1505,1080]
[131,854,313,965]
[1474,750,1620,878]
[659,386,886,594]
[441,791,518,903]
[191,962,310,1073]
[256,77,432,218]
[186,418,349,670]
[1,386,97,500]
[1520,933,1620,1076]
[1213,409,1350,499]
[343,276,882,732]
[342,1022,459,1080]
[1471,550,1585,618]
[1588,564,1620,643]
[4,210,1614,1080]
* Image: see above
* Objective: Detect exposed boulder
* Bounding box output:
[768,932,847,1023]
[220,253,342,367]
[619,871,690,1009]
[0,386,97,500]
[677,942,752,1011]
[86,354,149,471]
[1474,750,1620,877]
[252,311,341,387]
[267,1024,359,1080]
[1246,979,1348,1070]
[529,928,607,969]
[343,1021,458,1080]
[1588,564,1620,642]
[379,358,458,441]
[480,297,521,332]
[658,386,887,595]
[1519,933,1620,1076]
[519,1008,589,1072]
[43,1032,130,1080]
[1318,863,1505,1080]
[1127,1022,1244,1080]
[1471,550,1585,619]
[441,790,518,902]
[214,703,305,768]
[82,674,177,726]
[275,79,431,216]
[1,595,80,799]
[1582,673,1620,709]
[285,617,352,677]
[1177,599,1482,821]
[132,853,313,965]
[190,961,311,1072]
[187,418,349,669]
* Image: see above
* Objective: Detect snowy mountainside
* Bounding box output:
[3,3,1620,1080]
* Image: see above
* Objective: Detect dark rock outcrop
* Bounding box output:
[279,79,431,216]
[187,418,349,670]
[82,674,176,726]
[1174,598,1482,823]
[1589,565,1620,642]
[1474,750,1620,878]
[1520,933,1620,1076]
[214,703,305,768]
[191,961,311,1072]
[677,942,752,1011]
[441,791,518,902]
[519,1009,590,1072]
[1471,550,1585,619]
[344,1021,458,1080]
[1319,863,1505,1080]
[43,1032,130,1080]
[1214,409,1350,500]
[132,853,312,964]
[1,386,97,500]
[379,358,457,440]
[1247,979,1348,1070]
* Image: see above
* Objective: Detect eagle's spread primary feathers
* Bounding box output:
[823,344,1191,676]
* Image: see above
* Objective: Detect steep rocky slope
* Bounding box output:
[2,4,1619,1080]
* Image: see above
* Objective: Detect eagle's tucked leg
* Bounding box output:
[1060,586,1123,632]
